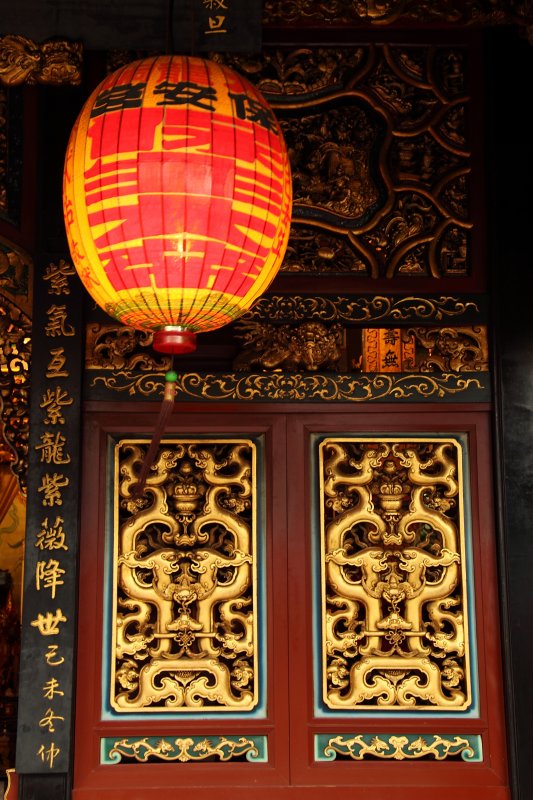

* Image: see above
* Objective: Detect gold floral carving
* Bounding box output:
[233,320,344,372]
[107,735,264,763]
[320,437,471,710]
[320,733,480,761]
[0,35,82,86]
[112,440,258,712]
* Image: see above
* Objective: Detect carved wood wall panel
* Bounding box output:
[217,44,473,279]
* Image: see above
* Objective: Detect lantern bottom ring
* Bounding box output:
[153,327,197,355]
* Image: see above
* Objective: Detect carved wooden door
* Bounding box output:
[72,404,509,799]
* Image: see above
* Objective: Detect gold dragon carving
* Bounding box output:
[112,439,258,712]
[320,437,471,710]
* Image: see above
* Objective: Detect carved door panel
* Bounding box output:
[73,405,509,799]
[286,408,509,799]
[73,408,291,799]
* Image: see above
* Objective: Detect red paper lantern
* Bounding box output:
[63,55,292,354]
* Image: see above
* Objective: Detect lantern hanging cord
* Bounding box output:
[133,364,178,497]
[166,0,175,54]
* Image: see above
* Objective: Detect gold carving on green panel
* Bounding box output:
[317,733,481,761]
[105,735,266,763]
[112,439,258,712]
[320,437,471,710]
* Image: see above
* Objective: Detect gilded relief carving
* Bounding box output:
[316,733,482,762]
[233,320,344,372]
[220,45,471,278]
[104,735,267,763]
[243,295,480,323]
[85,323,170,372]
[282,226,368,274]
[406,326,488,371]
[283,104,384,223]
[361,326,488,372]
[319,437,471,710]
[262,0,533,26]
[112,439,259,712]
[0,292,31,493]
[0,35,82,86]
[92,372,485,403]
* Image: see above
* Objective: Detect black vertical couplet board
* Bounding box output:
[16,259,83,777]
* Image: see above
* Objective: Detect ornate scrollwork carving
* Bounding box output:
[105,735,266,764]
[218,45,472,278]
[320,437,472,710]
[316,733,482,762]
[91,371,485,403]
[262,0,533,26]
[0,35,82,86]
[282,103,384,224]
[233,320,344,372]
[85,323,170,372]
[283,225,368,274]
[112,439,259,712]
[0,291,31,494]
[406,326,488,371]
[244,295,480,323]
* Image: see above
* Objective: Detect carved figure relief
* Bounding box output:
[233,320,344,372]
[319,437,472,710]
[218,45,472,278]
[112,439,259,712]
